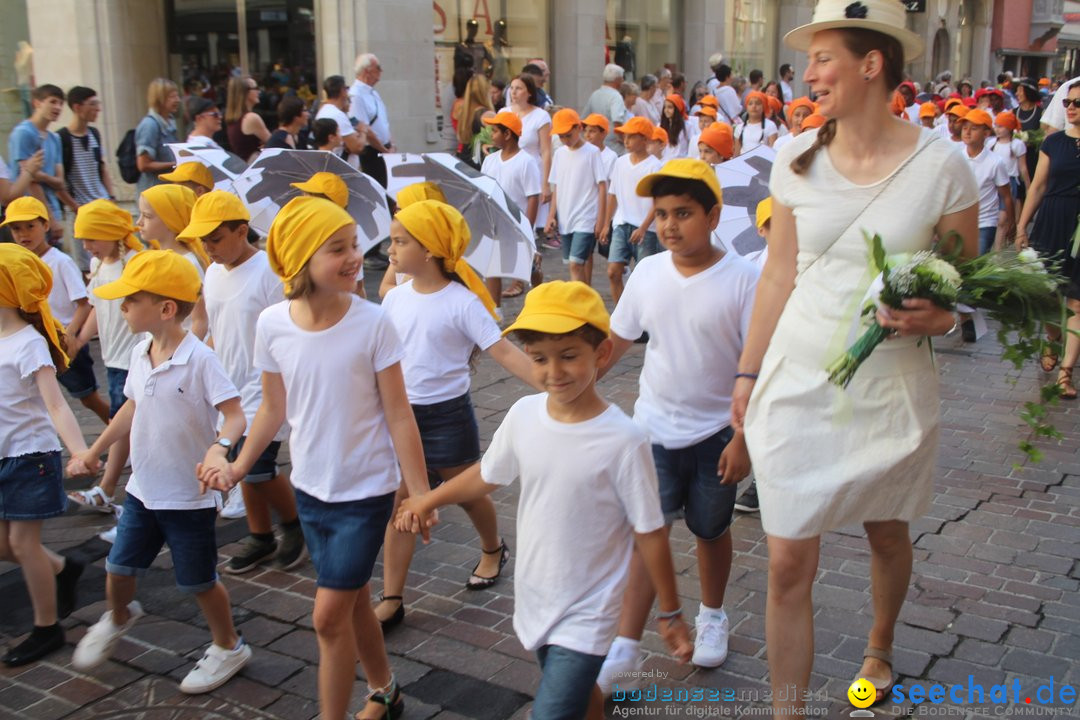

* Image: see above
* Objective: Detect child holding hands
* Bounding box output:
[397,281,692,719]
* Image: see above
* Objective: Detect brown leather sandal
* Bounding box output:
[852,647,894,707]
[1057,367,1077,399]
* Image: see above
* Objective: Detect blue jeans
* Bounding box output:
[106,367,129,417]
[978,226,996,255]
[532,644,606,719]
[653,426,737,540]
[560,232,596,265]
[609,223,660,265]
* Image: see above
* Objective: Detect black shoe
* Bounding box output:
[465,540,509,590]
[961,319,976,343]
[634,332,649,344]
[224,535,277,574]
[734,482,760,513]
[2,624,64,667]
[56,558,84,619]
[376,595,404,631]
[274,523,306,571]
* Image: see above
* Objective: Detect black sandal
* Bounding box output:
[465,540,509,591]
[355,676,404,720]
[375,594,404,631]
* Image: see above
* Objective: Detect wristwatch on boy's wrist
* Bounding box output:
[214,437,233,450]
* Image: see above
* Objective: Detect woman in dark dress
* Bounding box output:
[225,76,269,162]
[1015,80,1044,186]
[1016,83,1080,397]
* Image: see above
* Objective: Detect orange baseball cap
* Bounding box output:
[550,108,583,136]
[698,123,733,159]
[694,106,718,119]
[652,126,669,144]
[801,113,827,130]
[995,111,1019,131]
[766,95,783,116]
[788,97,816,117]
[482,110,523,137]
[963,108,993,128]
[946,102,968,118]
[665,94,687,118]
[944,98,963,112]
[919,101,937,119]
[583,113,610,133]
[698,95,719,109]
[614,116,654,137]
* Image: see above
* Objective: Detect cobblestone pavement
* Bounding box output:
[1,247,1078,720]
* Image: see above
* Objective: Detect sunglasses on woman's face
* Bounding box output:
[1063,98,1080,109]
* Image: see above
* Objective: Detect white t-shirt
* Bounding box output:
[737,120,778,153]
[480,394,665,655]
[254,295,406,502]
[40,247,86,327]
[517,107,551,168]
[598,146,618,183]
[610,251,760,449]
[966,146,1010,228]
[714,86,743,125]
[1041,77,1080,130]
[548,143,605,234]
[315,103,358,168]
[987,137,1026,178]
[773,132,796,152]
[184,134,222,149]
[89,251,146,369]
[203,251,286,438]
[609,153,661,228]
[0,325,60,457]
[382,280,502,405]
[481,149,541,221]
[124,332,239,510]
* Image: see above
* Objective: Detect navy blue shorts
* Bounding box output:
[106,367,128,418]
[106,494,219,594]
[294,489,394,590]
[0,451,66,520]
[227,437,282,484]
[56,344,98,399]
[652,427,737,540]
[412,393,481,474]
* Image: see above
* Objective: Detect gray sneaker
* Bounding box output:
[224,535,277,575]
[274,524,306,571]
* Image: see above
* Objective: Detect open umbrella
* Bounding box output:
[231,148,391,252]
[711,144,776,263]
[384,152,536,282]
[166,143,247,192]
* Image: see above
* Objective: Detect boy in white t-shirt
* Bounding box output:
[544,109,607,285]
[989,111,1030,205]
[179,191,305,575]
[1,197,110,425]
[961,108,1014,255]
[71,250,251,694]
[583,113,619,287]
[397,281,691,718]
[480,110,541,314]
[597,159,759,691]
[602,116,661,305]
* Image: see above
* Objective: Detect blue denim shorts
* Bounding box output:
[0,451,66,520]
[56,344,98,399]
[106,366,129,418]
[560,232,596,265]
[978,226,996,255]
[533,644,606,719]
[294,489,394,590]
[412,393,481,473]
[609,223,660,265]
[653,426,737,540]
[227,437,282,484]
[106,494,219,594]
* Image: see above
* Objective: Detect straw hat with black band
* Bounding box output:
[784,0,924,62]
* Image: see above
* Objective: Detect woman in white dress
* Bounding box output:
[731,1,979,715]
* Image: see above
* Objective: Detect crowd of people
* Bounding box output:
[2,0,1080,717]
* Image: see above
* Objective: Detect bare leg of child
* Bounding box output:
[697,531,732,609]
[313,587,363,719]
[242,475,299,534]
[585,686,604,720]
[607,261,627,306]
[374,486,413,623]
[569,261,588,285]
[80,392,110,426]
[352,585,397,719]
[195,582,241,650]
[106,574,139,624]
[8,521,57,626]
[460,495,503,579]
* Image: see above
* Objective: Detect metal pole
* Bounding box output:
[238,0,249,75]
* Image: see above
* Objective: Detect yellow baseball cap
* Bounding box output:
[178,190,251,240]
[503,280,610,337]
[160,162,215,191]
[756,197,773,230]
[291,172,348,208]
[0,196,50,226]
[636,158,723,206]
[93,249,202,303]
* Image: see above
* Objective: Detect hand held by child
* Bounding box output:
[658,617,693,663]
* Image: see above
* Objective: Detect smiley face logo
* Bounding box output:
[848,678,876,708]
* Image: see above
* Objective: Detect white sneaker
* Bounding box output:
[220,485,247,519]
[692,607,729,667]
[98,525,118,544]
[596,642,642,697]
[72,601,144,670]
[179,640,252,694]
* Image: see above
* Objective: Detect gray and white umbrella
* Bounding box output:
[166,143,246,192]
[231,149,391,252]
[711,144,776,264]
[384,152,536,282]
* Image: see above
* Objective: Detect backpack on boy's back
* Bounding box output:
[116,129,140,184]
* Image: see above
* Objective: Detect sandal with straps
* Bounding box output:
[852,647,894,707]
[375,594,404,631]
[1041,344,1060,372]
[354,676,404,720]
[67,486,115,514]
[1058,367,1078,400]
[465,540,509,591]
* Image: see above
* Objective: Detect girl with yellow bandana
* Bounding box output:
[373,199,538,629]
[0,244,98,667]
[136,185,210,338]
[197,196,430,720]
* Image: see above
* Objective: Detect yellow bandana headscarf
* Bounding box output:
[395,200,496,319]
[0,244,68,369]
[75,199,143,254]
[266,196,355,294]
[397,182,447,209]
[141,184,210,268]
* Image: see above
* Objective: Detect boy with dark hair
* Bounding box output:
[59,86,113,271]
[8,84,77,246]
[312,118,341,153]
[397,281,691,718]
[596,159,759,692]
[315,75,366,168]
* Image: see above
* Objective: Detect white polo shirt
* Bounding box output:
[124,332,240,510]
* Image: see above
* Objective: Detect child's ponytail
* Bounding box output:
[20,310,70,373]
[790,118,837,175]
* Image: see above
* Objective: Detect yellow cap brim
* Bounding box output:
[635,170,723,204]
[502,313,588,337]
[93,278,142,301]
[176,218,225,240]
[0,211,48,227]
[290,180,318,193]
